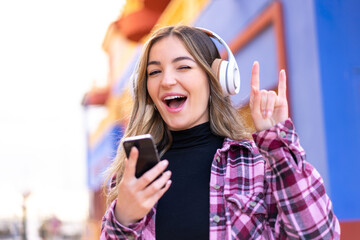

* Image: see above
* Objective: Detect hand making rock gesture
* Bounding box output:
[249,61,289,132]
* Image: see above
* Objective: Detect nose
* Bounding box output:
[160,69,177,88]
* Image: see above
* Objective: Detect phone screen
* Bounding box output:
[123,134,160,178]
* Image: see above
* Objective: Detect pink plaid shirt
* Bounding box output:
[101,119,340,239]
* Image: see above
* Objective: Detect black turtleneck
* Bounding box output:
[155,122,224,240]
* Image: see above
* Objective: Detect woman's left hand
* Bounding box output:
[249,61,289,132]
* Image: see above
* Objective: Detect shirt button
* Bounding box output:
[213,215,220,223]
[249,201,257,207]
[216,156,220,162]
[280,131,286,138]
[213,184,220,190]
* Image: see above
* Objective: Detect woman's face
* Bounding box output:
[146,36,210,131]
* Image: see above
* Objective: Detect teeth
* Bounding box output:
[164,96,185,101]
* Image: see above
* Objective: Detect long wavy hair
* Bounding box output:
[104,25,251,205]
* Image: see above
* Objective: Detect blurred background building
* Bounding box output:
[82,0,360,239]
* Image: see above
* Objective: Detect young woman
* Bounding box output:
[101,25,340,239]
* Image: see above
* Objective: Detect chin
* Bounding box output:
[167,125,187,131]
[166,121,189,131]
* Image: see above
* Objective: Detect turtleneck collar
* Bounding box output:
[169,122,219,150]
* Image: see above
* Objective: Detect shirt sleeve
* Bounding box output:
[100,199,149,240]
[252,118,341,239]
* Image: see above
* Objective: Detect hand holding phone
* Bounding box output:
[123,134,160,178]
[116,134,171,227]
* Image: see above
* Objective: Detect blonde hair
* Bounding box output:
[104,25,251,205]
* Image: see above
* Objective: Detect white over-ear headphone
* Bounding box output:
[130,27,240,97]
[197,27,240,96]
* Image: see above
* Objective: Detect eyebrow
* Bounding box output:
[147,56,195,66]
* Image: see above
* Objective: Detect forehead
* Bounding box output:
[148,36,191,60]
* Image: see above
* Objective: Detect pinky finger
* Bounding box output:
[278,69,287,100]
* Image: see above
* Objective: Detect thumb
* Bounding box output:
[123,147,138,180]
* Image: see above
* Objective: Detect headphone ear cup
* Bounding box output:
[211,58,230,96]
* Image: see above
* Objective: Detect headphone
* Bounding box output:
[197,27,240,96]
[130,27,240,97]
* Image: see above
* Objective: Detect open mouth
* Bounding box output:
[163,95,187,109]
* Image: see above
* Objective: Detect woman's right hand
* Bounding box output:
[115,147,172,226]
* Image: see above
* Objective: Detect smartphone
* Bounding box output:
[122,134,160,178]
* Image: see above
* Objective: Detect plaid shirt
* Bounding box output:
[101,119,340,239]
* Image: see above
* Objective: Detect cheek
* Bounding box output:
[146,81,156,101]
[192,80,210,110]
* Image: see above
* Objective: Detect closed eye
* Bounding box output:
[148,70,161,76]
[178,66,191,70]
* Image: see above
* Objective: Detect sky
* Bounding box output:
[0,0,125,224]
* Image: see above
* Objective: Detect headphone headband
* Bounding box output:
[197,28,235,60]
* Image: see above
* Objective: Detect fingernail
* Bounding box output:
[161,160,168,166]
[262,110,267,118]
